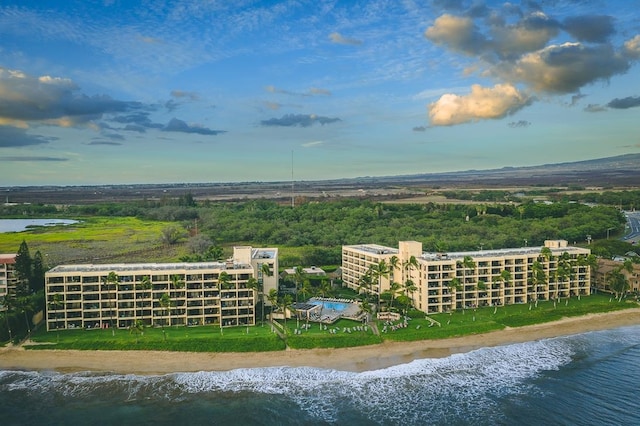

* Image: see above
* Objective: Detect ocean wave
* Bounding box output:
[4,327,639,425]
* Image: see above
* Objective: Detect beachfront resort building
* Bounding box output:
[44,246,278,331]
[0,254,17,306]
[342,240,592,313]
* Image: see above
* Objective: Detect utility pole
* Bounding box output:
[291,150,295,208]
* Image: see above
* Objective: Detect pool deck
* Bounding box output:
[295,297,363,324]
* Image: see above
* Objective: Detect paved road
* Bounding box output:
[623,211,640,244]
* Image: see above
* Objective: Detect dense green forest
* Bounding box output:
[442,189,640,210]
[2,197,631,266]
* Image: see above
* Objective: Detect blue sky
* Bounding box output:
[1,0,639,185]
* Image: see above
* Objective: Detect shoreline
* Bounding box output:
[2,308,640,375]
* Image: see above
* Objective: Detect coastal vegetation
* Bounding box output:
[1,198,635,267]
[1,194,639,347]
[22,294,636,352]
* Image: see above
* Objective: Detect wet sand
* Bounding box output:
[2,308,640,375]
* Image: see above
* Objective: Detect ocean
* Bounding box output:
[2,325,639,426]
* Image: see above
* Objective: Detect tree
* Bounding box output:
[170,274,185,323]
[158,293,171,341]
[388,281,402,311]
[103,271,120,336]
[292,266,306,328]
[217,272,232,334]
[16,296,34,336]
[130,319,144,344]
[388,255,400,281]
[530,260,547,302]
[1,295,14,342]
[402,255,419,284]
[258,263,272,326]
[369,260,390,313]
[280,294,293,331]
[160,225,186,246]
[459,255,476,309]
[404,279,417,309]
[31,250,46,293]
[49,293,63,342]
[14,240,32,296]
[137,275,152,325]
[267,288,279,318]
[448,277,462,310]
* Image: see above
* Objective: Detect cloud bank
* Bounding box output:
[261,114,341,127]
[423,4,640,126]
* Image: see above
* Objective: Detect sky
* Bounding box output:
[0,0,639,186]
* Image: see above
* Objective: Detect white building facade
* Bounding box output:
[45,246,277,331]
[342,240,591,313]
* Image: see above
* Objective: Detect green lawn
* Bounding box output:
[27,323,285,352]
[380,293,636,342]
[20,294,637,352]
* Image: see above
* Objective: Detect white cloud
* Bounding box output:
[493,42,630,93]
[428,84,531,126]
[624,35,640,59]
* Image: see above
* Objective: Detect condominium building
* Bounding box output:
[44,246,277,331]
[342,240,591,314]
[0,254,17,305]
[592,257,640,294]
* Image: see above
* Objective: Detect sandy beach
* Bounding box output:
[2,308,640,375]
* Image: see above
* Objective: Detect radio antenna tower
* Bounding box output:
[291,150,295,208]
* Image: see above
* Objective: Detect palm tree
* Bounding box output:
[402,255,419,284]
[130,319,144,344]
[555,252,572,304]
[387,281,402,311]
[17,296,35,336]
[158,293,171,341]
[170,274,185,325]
[267,288,279,317]
[139,275,152,325]
[448,277,462,310]
[1,295,14,342]
[104,271,119,335]
[259,263,272,326]
[459,255,476,309]
[608,259,634,301]
[369,260,390,313]
[388,255,400,282]
[530,260,547,304]
[316,278,332,329]
[476,280,486,308]
[281,294,293,331]
[217,272,232,334]
[292,266,306,328]
[360,299,373,324]
[358,272,374,302]
[404,279,417,310]
[247,277,261,326]
[49,293,63,342]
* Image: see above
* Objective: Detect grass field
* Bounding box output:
[0,217,183,264]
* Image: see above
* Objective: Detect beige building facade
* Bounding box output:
[0,254,17,305]
[45,246,277,331]
[342,240,591,313]
[592,257,640,295]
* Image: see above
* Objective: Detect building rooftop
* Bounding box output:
[422,245,589,261]
[252,248,277,260]
[0,254,16,264]
[343,244,399,256]
[48,261,253,274]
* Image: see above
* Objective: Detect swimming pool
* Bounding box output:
[310,300,350,312]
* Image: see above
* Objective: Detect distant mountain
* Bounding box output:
[3,154,639,204]
[374,153,640,187]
